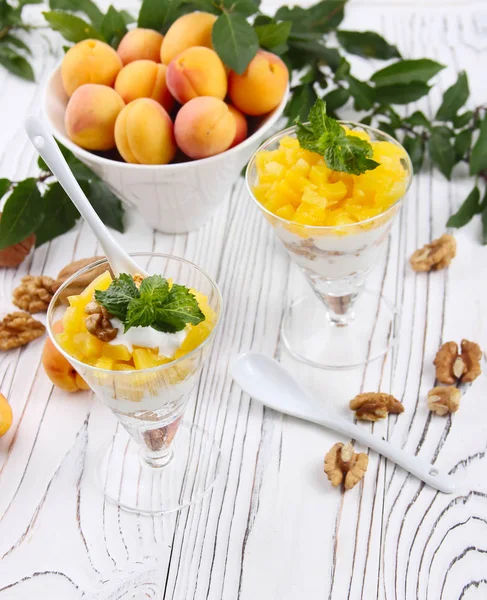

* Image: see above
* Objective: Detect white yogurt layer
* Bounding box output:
[109,318,188,358]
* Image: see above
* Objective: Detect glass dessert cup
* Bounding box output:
[47,253,223,514]
[246,123,413,369]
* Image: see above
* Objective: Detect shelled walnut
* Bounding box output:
[12,275,55,313]
[85,302,117,342]
[434,339,482,384]
[349,392,404,421]
[409,234,456,272]
[0,312,45,350]
[427,386,461,416]
[52,256,108,304]
[324,442,369,490]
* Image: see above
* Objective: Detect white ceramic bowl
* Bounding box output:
[42,64,288,234]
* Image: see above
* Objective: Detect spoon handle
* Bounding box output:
[315,413,455,493]
[25,116,145,277]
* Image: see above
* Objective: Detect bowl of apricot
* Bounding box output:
[42,13,289,234]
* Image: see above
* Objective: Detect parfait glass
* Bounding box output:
[246,123,413,369]
[47,253,223,514]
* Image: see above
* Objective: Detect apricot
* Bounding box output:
[115,98,176,165]
[115,60,173,112]
[227,105,248,148]
[160,12,217,65]
[61,39,122,97]
[166,46,227,105]
[174,96,236,160]
[42,320,89,392]
[117,28,164,65]
[228,50,289,116]
[65,84,125,151]
[0,393,12,436]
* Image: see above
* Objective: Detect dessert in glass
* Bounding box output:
[47,253,222,514]
[246,124,412,369]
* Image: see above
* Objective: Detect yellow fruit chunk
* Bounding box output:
[0,393,13,436]
[113,362,135,371]
[102,344,132,361]
[96,357,115,370]
[133,348,170,370]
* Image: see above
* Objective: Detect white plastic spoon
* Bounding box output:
[232,352,456,494]
[25,116,147,277]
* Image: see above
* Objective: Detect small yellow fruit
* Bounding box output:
[0,394,13,436]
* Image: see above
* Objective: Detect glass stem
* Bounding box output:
[138,415,183,468]
[321,292,358,327]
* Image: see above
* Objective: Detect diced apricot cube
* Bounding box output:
[276,204,296,220]
[96,357,115,370]
[102,344,132,361]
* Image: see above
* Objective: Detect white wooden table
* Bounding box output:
[1,1,487,598]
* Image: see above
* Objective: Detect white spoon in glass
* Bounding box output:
[232,352,456,494]
[25,116,147,277]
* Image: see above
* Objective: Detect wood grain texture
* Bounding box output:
[0,2,487,599]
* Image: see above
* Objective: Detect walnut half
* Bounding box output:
[85,302,118,342]
[409,234,456,272]
[324,442,369,490]
[428,386,461,416]
[13,275,55,313]
[0,312,45,351]
[349,392,404,421]
[434,339,482,384]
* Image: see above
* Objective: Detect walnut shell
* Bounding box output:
[52,256,112,304]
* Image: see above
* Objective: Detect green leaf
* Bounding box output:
[276,0,345,34]
[43,11,104,43]
[0,178,11,198]
[0,179,43,250]
[454,128,472,161]
[336,30,400,59]
[288,40,340,71]
[138,0,181,32]
[482,203,487,245]
[125,297,155,331]
[371,58,444,87]
[374,81,431,105]
[428,127,456,179]
[284,84,317,124]
[346,75,375,110]
[2,34,32,55]
[95,273,139,321]
[447,186,480,228]
[470,115,487,175]
[37,155,49,171]
[139,275,170,304]
[222,0,260,17]
[452,110,473,129]
[100,6,127,48]
[49,0,104,28]
[19,0,44,6]
[435,71,469,122]
[254,15,273,26]
[404,111,430,129]
[212,13,258,74]
[254,21,292,49]
[153,284,205,333]
[323,87,350,112]
[34,183,79,247]
[0,47,34,80]
[119,10,135,25]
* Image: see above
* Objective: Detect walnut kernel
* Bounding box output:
[0,312,45,350]
[85,302,117,342]
[460,339,482,383]
[428,386,461,416]
[324,442,369,490]
[12,275,55,313]
[409,234,456,272]
[349,392,404,421]
[434,339,482,384]
[434,341,459,384]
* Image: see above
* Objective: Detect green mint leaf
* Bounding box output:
[346,75,375,110]
[138,0,181,32]
[152,284,205,333]
[100,6,127,48]
[0,47,34,81]
[308,98,341,137]
[428,127,456,180]
[34,183,79,247]
[95,274,139,321]
[404,111,430,129]
[402,135,425,173]
[452,110,473,129]
[43,11,104,43]
[0,178,11,199]
[254,21,292,49]
[212,12,258,74]
[337,30,401,60]
[0,178,43,250]
[371,58,444,87]
[447,186,480,228]
[322,87,350,113]
[454,129,472,161]
[436,71,469,122]
[482,203,487,245]
[49,0,104,28]
[470,114,487,176]
[327,136,379,176]
[374,81,431,105]
[139,275,170,304]
[125,297,155,332]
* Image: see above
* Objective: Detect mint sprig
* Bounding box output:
[295,99,380,176]
[94,274,205,334]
